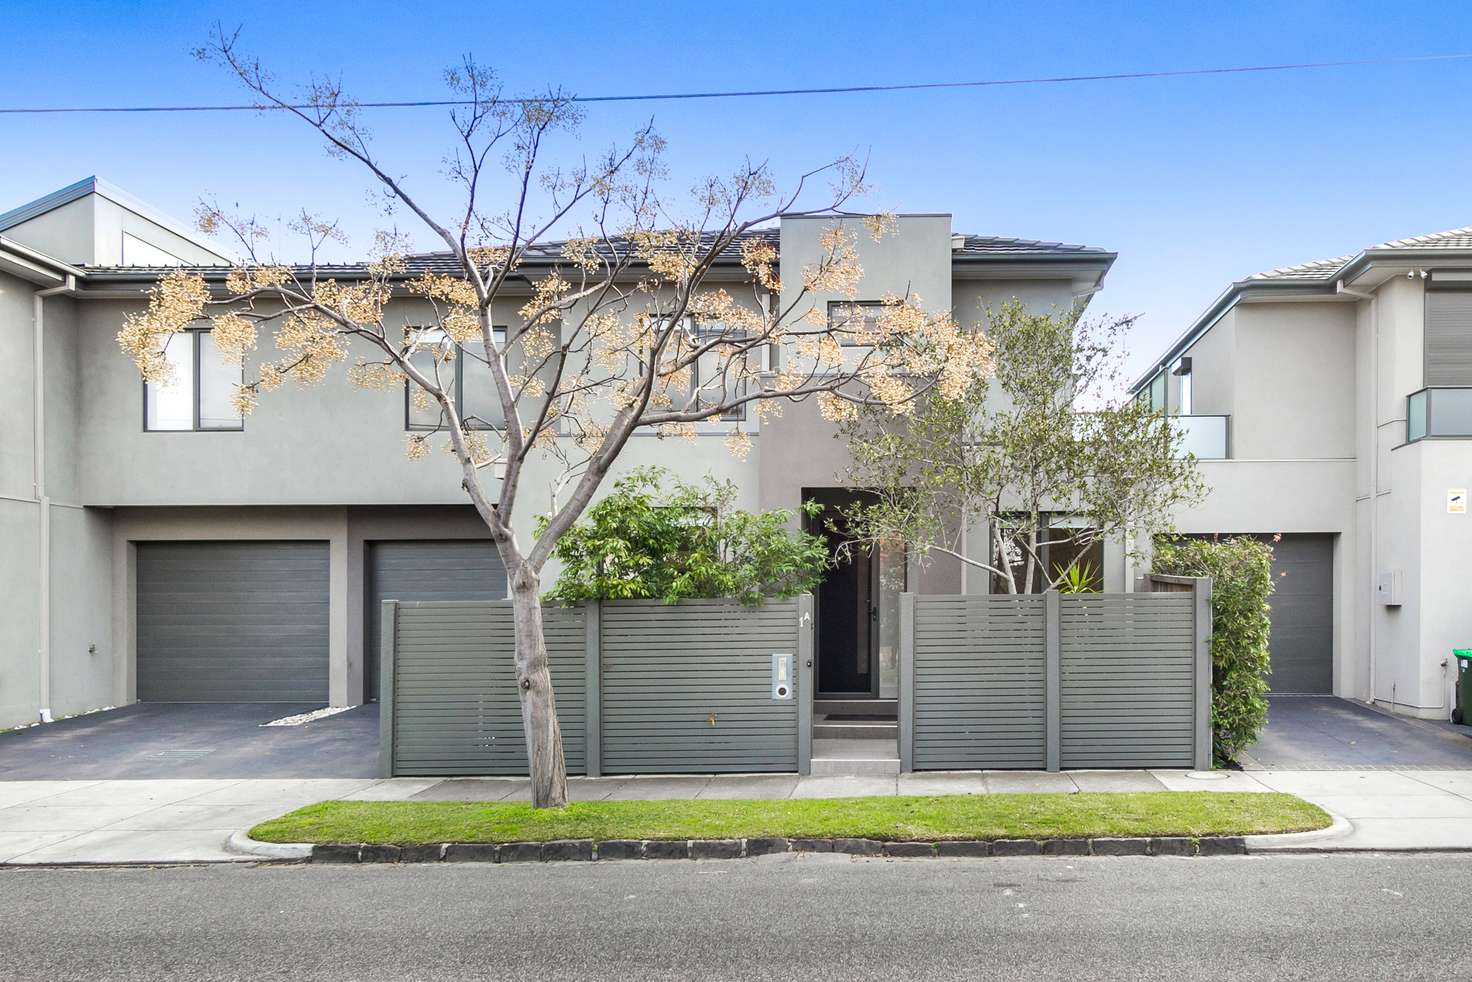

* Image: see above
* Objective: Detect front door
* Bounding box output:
[805,490,905,699]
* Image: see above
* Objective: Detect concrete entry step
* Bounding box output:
[813,720,899,741]
[810,757,901,778]
[811,737,901,777]
[814,698,897,718]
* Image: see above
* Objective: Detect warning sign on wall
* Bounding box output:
[1450,489,1467,514]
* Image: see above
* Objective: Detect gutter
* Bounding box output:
[32,274,77,723]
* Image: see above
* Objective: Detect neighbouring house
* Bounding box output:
[0,177,1116,731]
[1131,226,1472,718]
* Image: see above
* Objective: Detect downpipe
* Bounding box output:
[32,277,74,723]
[1337,280,1380,708]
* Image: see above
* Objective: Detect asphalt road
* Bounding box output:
[4,854,1466,980]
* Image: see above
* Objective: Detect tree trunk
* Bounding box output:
[508,565,568,808]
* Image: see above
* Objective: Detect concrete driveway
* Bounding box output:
[0,778,388,864]
[0,704,385,864]
[0,703,379,780]
[1242,696,1472,770]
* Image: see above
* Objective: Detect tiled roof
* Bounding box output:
[1244,225,1472,283]
[1243,256,1353,282]
[81,228,779,278]
[951,234,1112,258]
[81,226,1111,279]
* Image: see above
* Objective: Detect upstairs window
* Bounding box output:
[405,326,508,430]
[1172,356,1193,415]
[827,300,887,344]
[1426,287,1472,386]
[144,329,243,431]
[689,320,747,421]
[1145,370,1167,413]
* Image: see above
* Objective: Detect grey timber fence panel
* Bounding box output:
[1058,593,1197,769]
[911,595,1048,770]
[599,598,800,774]
[389,601,587,776]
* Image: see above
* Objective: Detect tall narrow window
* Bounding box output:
[690,320,747,421]
[1171,356,1192,415]
[144,330,243,431]
[1147,370,1167,413]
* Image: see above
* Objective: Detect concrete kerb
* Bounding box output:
[224,829,313,862]
[1242,813,1357,853]
[226,833,1258,864]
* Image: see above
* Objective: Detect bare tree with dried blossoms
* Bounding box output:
[116,27,993,807]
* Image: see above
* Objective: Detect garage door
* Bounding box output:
[366,540,506,700]
[136,541,330,702]
[1265,534,1334,694]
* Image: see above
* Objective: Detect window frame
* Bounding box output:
[142,327,245,433]
[826,300,888,346]
[688,317,749,422]
[403,325,508,432]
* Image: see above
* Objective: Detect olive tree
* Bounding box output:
[115,29,992,807]
[840,300,1205,592]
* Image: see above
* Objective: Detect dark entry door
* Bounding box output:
[806,489,880,698]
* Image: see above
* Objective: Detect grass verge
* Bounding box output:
[250,792,1328,845]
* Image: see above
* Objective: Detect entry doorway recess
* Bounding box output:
[803,489,906,702]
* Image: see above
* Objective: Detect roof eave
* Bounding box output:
[1126,278,1338,394]
[0,235,89,286]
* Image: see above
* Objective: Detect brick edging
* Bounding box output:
[307,834,1247,864]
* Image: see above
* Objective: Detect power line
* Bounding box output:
[2,52,1470,114]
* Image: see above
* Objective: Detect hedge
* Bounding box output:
[1153,536,1275,767]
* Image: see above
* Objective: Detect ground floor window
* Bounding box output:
[989,515,1103,594]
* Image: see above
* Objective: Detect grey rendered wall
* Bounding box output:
[0,268,40,725]
[1230,302,1357,460]
[387,601,587,776]
[0,279,115,728]
[910,595,1047,769]
[600,599,799,774]
[0,198,98,265]
[0,498,41,727]
[1179,309,1235,417]
[47,505,115,716]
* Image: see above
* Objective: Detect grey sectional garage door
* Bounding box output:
[136,541,330,702]
[366,540,506,700]
[1266,534,1334,694]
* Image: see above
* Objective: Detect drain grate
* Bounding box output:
[147,748,216,761]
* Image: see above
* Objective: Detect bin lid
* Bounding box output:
[1455,649,1472,660]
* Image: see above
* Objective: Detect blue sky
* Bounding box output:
[4,0,1472,383]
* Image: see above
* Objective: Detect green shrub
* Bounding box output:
[544,467,828,605]
[1152,536,1275,767]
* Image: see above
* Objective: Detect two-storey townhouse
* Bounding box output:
[0,178,1115,731]
[1132,227,1472,720]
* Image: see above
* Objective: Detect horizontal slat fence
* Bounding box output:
[903,580,1210,772]
[600,598,800,774]
[384,601,588,776]
[382,597,805,777]
[1059,594,1196,769]
[910,595,1048,770]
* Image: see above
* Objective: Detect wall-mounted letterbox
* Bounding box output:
[771,653,794,700]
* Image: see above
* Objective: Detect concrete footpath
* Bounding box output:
[3,767,1471,864]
